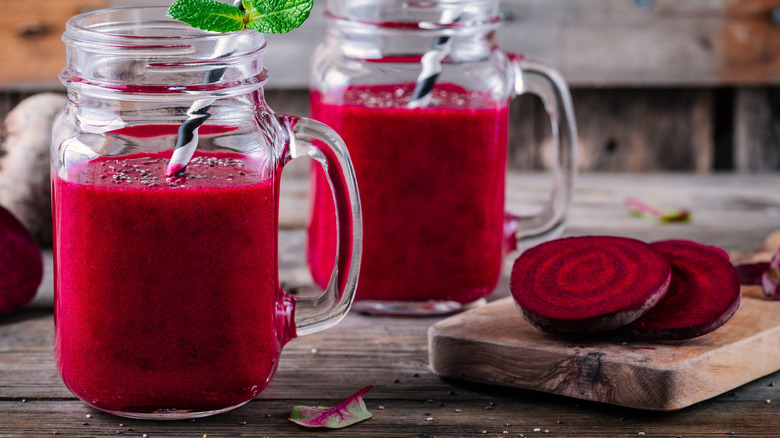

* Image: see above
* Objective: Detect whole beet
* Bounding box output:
[0,93,66,247]
[0,206,42,314]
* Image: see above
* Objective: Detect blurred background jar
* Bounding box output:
[306,0,577,315]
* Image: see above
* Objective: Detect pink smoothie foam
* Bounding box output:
[53,145,294,414]
[308,85,508,304]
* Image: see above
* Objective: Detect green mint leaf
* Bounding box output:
[243,0,313,34]
[167,0,246,33]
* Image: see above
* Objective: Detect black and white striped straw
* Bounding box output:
[407,9,461,109]
[165,0,243,176]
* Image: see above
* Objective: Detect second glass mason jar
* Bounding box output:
[307,0,577,315]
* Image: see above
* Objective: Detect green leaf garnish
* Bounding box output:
[626,197,691,224]
[243,0,313,34]
[289,386,373,429]
[167,0,314,34]
[167,0,246,33]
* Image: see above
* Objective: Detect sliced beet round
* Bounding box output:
[0,206,42,315]
[510,236,672,336]
[655,239,730,261]
[628,240,741,340]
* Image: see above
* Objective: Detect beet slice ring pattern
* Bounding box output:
[510,236,672,336]
[628,240,741,340]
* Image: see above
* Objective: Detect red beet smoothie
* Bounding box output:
[53,149,293,414]
[308,86,508,304]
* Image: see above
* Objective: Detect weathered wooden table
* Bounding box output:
[2,173,780,437]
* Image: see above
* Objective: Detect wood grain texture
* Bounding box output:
[270,89,720,173]
[263,0,780,88]
[2,392,780,438]
[3,174,780,435]
[0,87,772,178]
[734,87,780,172]
[504,1,780,87]
[3,0,779,90]
[279,88,761,174]
[429,295,780,411]
[514,89,715,172]
[2,312,780,437]
[0,0,109,90]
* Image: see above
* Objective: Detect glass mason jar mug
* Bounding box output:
[308,0,577,315]
[52,7,362,419]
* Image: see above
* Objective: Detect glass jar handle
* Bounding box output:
[506,54,578,251]
[278,115,362,336]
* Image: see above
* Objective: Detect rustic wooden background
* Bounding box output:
[1,0,779,172]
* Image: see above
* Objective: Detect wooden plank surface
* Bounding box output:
[4,173,780,436]
[3,0,780,90]
[735,87,780,172]
[0,0,109,91]
[429,295,780,411]
[272,89,722,174]
[0,86,771,177]
[3,393,780,438]
[499,0,780,87]
[2,309,780,437]
[512,89,716,172]
[218,0,780,88]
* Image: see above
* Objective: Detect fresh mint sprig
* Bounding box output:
[167,0,313,34]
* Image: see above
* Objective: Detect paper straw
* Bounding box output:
[407,9,461,109]
[165,0,243,176]
[165,96,216,176]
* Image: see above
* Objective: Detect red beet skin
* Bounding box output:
[628,240,741,340]
[0,206,42,314]
[761,247,780,300]
[510,236,672,336]
[736,262,770,286]
[655,239,731,261]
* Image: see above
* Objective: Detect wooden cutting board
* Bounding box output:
[428,290,780,411]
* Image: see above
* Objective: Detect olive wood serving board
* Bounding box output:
[428,291,780,411]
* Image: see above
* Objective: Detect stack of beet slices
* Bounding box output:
[510,236,741,340]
